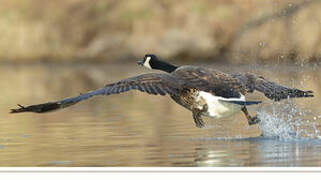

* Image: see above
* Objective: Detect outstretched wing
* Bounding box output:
[10,73,181,113]
[232,73,313,101]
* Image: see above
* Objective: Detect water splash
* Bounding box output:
[257,101,321,141]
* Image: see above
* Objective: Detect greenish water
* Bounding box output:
[0,63,320,166]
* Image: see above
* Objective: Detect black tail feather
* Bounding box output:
[219,100,262,106]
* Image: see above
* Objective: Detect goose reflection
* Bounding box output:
[193,137,321,166]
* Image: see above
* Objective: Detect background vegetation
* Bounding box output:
[1,0,321,63]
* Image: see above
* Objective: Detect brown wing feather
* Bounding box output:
[232,73,314,101]
[173,66,245,98]
[10,73,181,113]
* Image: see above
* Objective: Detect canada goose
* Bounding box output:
[11,54,313,128]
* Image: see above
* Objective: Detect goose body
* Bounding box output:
[11,54,314,128]
[168,75,247,119]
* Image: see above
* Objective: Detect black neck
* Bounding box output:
[151,60,178,73]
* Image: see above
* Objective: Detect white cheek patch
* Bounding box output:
[143,57,152,69]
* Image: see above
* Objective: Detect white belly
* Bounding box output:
[196,91,244,119]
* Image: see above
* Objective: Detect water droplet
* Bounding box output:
[259,41,265,47]
[257,102,320,140]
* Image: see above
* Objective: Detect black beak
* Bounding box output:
[137,60,144,65]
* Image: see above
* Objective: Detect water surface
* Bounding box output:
[0,63,320,166]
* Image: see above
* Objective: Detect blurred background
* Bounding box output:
[1,0,321,167]
[1,0,321,64]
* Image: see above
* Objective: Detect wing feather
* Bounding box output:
[10,73,180,113]
[173,66,244,98]
[232,73,314,101]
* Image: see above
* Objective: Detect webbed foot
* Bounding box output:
[248,115,260,125]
